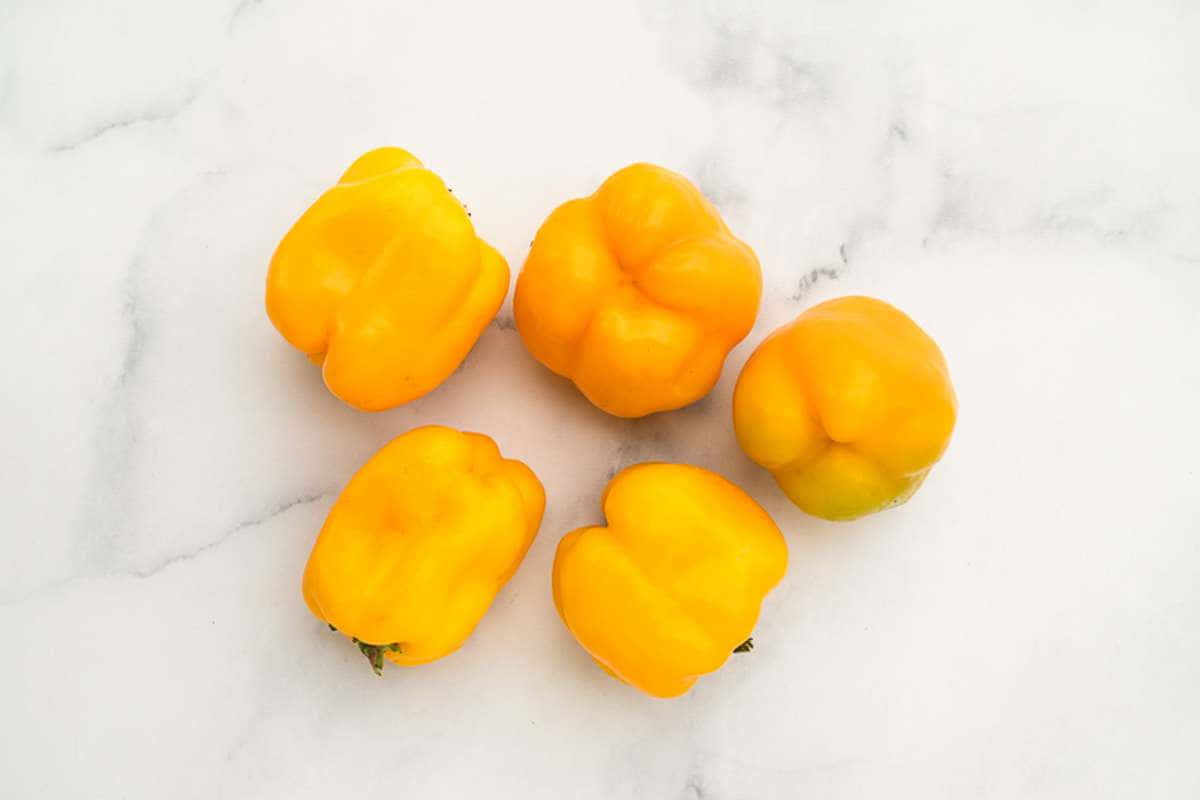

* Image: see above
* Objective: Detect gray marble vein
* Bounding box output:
[126,488,336,580]
[48,86,202,153]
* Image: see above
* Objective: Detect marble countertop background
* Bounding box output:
[2,1,1199,797]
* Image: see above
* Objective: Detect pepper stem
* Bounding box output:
[356,640,387,675]
[324,625,401,676]
[733,637,754,654]
[351,639,402,675]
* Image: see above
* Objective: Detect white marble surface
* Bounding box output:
[3,1,1199,796]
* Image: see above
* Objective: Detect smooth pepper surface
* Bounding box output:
[552,463,787,697]
[514,163,761,418]
[303,426,545,672]
[733,295,957,521]
[266,147,508,411]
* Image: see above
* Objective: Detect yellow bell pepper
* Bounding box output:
[302,425,545,673]
[266,147,509,411]
[733,295,957,521]
[514,163,761,418]
[552,463,787,697]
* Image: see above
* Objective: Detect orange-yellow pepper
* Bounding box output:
[302,425,544,673]
[733,296,957,521]
[266,147,508,411]
[552,463,787,697]
[514,163,761,418]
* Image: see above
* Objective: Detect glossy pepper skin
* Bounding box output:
[266,147,508,411]
[552,463,787,698]
[302,426,545,673]
[514,163,761,418]
[733,295,957,521]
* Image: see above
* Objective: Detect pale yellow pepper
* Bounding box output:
[553,463,787,697]
[266,148,508,411]
[734,295,957,521]
[303,426,545,673]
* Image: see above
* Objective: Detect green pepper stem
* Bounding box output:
[324,625,402,676]
[351,639,402,675]
[357,641,386,675]
[352,640,402,675]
